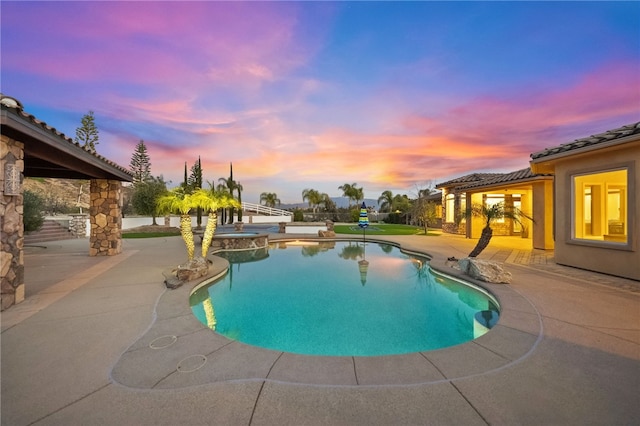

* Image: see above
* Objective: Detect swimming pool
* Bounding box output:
[190,240,499,356]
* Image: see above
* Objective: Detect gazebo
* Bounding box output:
[1,95,133,310]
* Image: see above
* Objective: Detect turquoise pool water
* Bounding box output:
[190,241,499,356]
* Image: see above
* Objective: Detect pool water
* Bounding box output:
[190,241,499,356]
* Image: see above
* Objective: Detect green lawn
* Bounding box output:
[122,231,181,238]
[333,223,439,236]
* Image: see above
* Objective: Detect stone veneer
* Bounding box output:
[89,179,123,256]
[1,135,25,310]
[212,233,269,251]
[69,214,89,238]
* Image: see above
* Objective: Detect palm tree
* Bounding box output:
[322,193,336,212]
[467,202,533,258]
[378,190,394,212]
[260,192,281,208]
[354,187,364,205]
[218,176,237,223]
[190,189,240,258]
[157,188,198,261]
[157,188,240,261]
[302,188,323,213]
[235,181,243,222]
[339,183,356,208]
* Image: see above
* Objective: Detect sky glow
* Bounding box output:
[2,1,639,204]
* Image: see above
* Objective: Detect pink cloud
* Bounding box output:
[3,2,316,91]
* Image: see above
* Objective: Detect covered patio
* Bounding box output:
[1,94,132,310]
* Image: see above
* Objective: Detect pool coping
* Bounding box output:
[110,236,543,389]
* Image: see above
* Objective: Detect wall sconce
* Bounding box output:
[4,164,21,196]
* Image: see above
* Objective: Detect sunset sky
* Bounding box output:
[2,1,639,204]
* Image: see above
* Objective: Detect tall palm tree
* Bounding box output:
[235,181,243,222]
[354,186,364,205]
[467,202,533,257]
[378,190,394,212]
[339,183,356,208]
[260,192,281,208]
[302,188,323,213]
[218,176,237,224]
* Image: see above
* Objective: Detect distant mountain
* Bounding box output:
[279,197,380,210]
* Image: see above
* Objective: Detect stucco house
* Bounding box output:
[530,122,639,281]
[436,169,554,250]
[437,121,639,281]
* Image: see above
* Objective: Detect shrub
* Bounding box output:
[350,208,360,222]
[293,208,304,222]
[24,190,45,232]
[384,212,402,224]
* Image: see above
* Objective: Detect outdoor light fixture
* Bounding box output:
[4,164,21,196]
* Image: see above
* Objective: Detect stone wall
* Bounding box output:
[1,135,25,310]
[69,214,88,238]
[89,179,123,256]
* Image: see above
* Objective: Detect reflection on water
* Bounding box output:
[191,241,500,356]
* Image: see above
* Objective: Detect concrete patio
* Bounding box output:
[1,228,638,425]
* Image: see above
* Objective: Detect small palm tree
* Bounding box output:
[190,189,240,257]
[157,188,241,261]
[467,202,533,258]
[157,188,198,260]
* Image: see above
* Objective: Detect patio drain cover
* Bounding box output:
[149,335,177,349]
[177,355,207,373]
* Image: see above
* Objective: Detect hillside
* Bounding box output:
[23,177,92,214]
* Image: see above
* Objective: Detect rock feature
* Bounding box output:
[318,230,336,237]
[458,257,512,284]
[164,256,211,289]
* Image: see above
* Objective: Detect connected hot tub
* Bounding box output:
[212,232,269,251]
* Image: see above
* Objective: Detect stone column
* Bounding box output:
[1,135,25,310]
[89,179,123,256]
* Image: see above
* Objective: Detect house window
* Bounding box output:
[485,194,505,223]
[573,168,627,244]
[459,193,466,224]
[445,193,455,223]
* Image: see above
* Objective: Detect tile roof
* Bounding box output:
[455,168,552,191]
[530,121,640,161]
[436,168,552,191]
[1,94,133,179]
[435,173,504,188]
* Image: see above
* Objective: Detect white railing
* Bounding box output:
[242,202,293,216]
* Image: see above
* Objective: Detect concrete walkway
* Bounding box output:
[1,229,638,425]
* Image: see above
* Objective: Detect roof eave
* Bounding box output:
[530,134,640,165]
[456,175,554,192]
[1,109,133,181]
